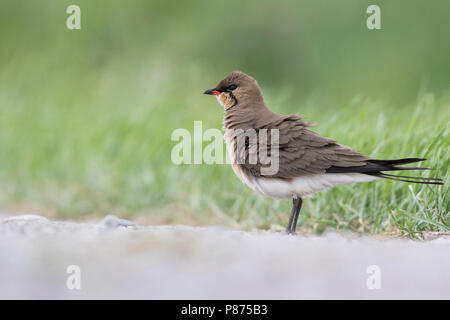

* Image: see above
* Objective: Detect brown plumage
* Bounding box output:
[204,71,443,234]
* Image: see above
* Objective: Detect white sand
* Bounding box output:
[0,214,449,299]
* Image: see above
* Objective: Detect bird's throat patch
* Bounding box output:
[217,92,238,110]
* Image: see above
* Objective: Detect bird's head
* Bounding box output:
[203,71,264,111]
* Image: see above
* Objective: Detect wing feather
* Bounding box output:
[232,116,368,178]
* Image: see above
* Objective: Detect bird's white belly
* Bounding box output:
[224,130,378,199]
[253,173,378,199]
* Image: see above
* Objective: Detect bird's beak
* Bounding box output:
[204,88,221,95]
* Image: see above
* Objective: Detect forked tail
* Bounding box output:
[326,158,444,185]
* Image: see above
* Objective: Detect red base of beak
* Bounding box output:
[204,88,222,96]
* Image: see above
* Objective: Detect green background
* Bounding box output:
[0,0,448,236]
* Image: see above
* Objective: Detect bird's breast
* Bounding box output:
[224,130,258,192]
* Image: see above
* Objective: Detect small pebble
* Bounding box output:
[103,215,135,228]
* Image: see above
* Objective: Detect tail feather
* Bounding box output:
[370,173,444,185]
[326,157,443,185]
[380,173,442,181]
[381,166,433,171]
[368,157,426,166]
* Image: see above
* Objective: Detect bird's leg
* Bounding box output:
[286,202,296,234]
[290,198,303,234]
[286,197,302,234]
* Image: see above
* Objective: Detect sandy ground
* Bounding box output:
[0,213,449,299]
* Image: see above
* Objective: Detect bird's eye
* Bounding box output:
[227,85,237,91]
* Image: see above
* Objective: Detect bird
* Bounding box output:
[203,71,443,234]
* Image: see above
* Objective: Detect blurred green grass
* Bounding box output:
[0,0,448,236]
